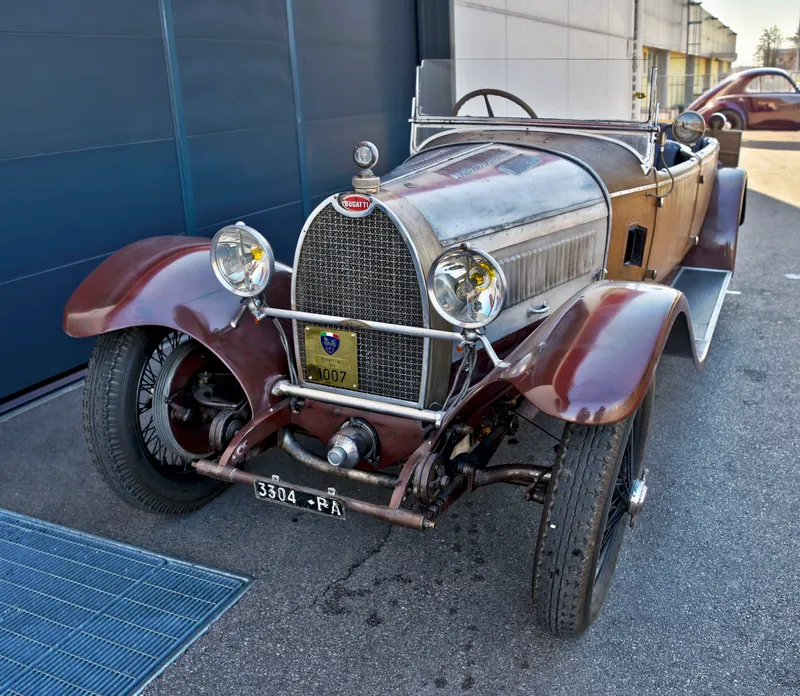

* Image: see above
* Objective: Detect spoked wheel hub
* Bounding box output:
[136,331,247,475]
[151,340,215,461]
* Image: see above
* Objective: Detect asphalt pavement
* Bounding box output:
[1,133,799,696]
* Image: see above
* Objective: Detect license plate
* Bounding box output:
[253,477,346,520]
[305,326,358,389]
[304,326,358,389]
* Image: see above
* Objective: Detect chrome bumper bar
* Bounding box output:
[251,304,507,367]
[272,380,444,427]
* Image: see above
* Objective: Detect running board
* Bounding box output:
[671,267,732,362]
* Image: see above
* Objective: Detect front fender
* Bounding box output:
[449,282,695,427]
[683,167,747,272]
[63,236,291,413]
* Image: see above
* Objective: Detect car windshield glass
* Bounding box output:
[414,59,655,160]
[416,58,653,123]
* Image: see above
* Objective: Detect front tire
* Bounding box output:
[83,327,228,514]
[531,385,654,636]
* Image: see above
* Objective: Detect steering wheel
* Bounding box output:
[452,88,538,118]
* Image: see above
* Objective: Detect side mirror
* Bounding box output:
[672,111,706,146]
[707,112,727,131]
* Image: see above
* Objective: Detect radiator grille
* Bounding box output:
[497,229,597,306]
[295,205,425,403]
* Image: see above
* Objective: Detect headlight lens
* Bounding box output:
[211,223,275,297]
[427,247,506,328]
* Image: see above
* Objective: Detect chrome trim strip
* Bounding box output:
[256,306,462,342]
[413,115,657,133]
[272,381,444,427]
[609,183,658,198]
[414,125,653,169]
[377,201,433,406]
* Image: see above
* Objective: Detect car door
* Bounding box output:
[740,74,800,130]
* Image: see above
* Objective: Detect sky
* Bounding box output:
[700,0,799,65]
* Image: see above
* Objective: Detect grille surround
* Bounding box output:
[292,200,429,405]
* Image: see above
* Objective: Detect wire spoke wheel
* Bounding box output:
[531,381,654,636]
[135,331,195,474]
[597,424,636,579]
[83,327,231,514]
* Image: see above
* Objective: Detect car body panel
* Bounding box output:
[63,236,291,413]
[684,167,748,273]
[438,281,695,427]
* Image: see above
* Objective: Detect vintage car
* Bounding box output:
[688,67,800,131]
[64,62,747,636]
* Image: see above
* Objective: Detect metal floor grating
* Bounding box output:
[0,510,251,696]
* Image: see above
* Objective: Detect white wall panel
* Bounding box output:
[506,0,568,24]
[608,0,633,38]
[507,15,568,59]
[507,59,569,117]
[454,5,506,59]
[454,0,636,119]
[568,28,608,60]
[568,0,609,34]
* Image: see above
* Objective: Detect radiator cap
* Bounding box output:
[352,141,380,193]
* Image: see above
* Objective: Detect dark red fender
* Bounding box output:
[444,281,696,428]
[684,167,747,273]
[63,236,291,413]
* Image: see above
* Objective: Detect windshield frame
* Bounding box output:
[410,63,661,171]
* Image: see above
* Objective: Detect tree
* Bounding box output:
[755,25,784,67]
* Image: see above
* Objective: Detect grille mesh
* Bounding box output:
[295,205,425,403]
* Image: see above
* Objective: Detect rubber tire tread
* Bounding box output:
[82,328,227,515]
[531,418,631,637]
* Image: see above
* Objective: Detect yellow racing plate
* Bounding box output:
[304,326,358,390]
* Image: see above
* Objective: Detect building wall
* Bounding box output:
[453,0,636,121]
[639,0,736,114]
[0,0,425,401]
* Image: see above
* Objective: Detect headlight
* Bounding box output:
[211,223,275,297]
[427,246,506,329]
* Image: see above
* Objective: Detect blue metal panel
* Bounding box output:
[176,39,296,137]
[293,0,418,200]
[285,0,311,217]
[0,509,250,696]
[0,0,162,35]
[0,140,185,287]
[170,0,288,42]
[0,0,420,399]
[0,34,173,160]
[171,0,303,259]
[188,125,301,231]
[159,0,198,236]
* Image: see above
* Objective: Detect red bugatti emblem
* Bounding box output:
[339,193,372,212]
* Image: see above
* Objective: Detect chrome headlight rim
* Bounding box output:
[426,246,507,329]
[210,223,275,298]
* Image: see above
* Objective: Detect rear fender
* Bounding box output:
[683,167,747,272]
[446,281,696,427]
[63,236,291,413]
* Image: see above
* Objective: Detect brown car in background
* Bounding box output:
[689,67,800,131]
